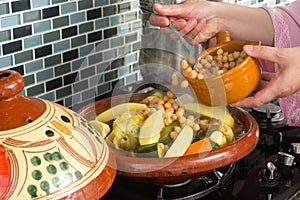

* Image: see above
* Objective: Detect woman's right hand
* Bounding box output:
[149,1,222,44]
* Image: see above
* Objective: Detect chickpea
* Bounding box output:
[180,59,189,70]
[172,78,179,86]
[217,48,223,55]
[166,91,175,99]
[172,103,179,111]
[180,80,189,88]
[170,131,178,139]
[188,70,198,79]
[174,126,181,133]
[233,51,240,59]
[165,117,173,126]
[164,102,172,109]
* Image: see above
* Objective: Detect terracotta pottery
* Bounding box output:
[78,93,259,184]
[184,31,262,106]
[0,70,116,200]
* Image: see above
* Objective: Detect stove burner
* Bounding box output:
[157,163,236,200]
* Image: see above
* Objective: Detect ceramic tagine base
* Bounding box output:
[0,70,116,200]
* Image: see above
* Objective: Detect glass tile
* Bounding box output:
[34,20,51,33]
[23,74,35,86]
[32,0,50,8]
[104,27,117,39]
[119,66,130,76]
[37,68,54,82]
[56,86,72,99]
[24,35,42,49]
[125,73,138,85]
[79,22,94,34]
[0,30,11,43]
[111,36,124,48]
[0,3,9,16]
[103,49,117,60]
[0,55,12,68]
[13,25,32,39]
[27,83,45,96]
[63,49,78,62]
[14,50,33,64]
[35,44,52,58]
[53,16,69,29]
[42,6,59,19]
[38,91,55,101]
[78,0,93,10]
[43,30,60,43]
[45,54,61,67]
[97,82,111,95]
[11,0,31,13]
[70,12,85,24]
[61,2,77,14]
[46,77,62,91]
[103,5,116,17]
[25,59,43,73]
[87,8,101,20]
[23,10,41,23]
[95,18,109,29]
[52,0,68,4]
[71,35,86,48]
[62,26,77,39]
[54,39,70,53]
[110,15,122,26]
[79,44,94,57]
[54,63,70,76]
[3,40,22,55]
[72,58,87,70]
[1,14,21,28]
[95,0,109,6]
[88,30,102,43]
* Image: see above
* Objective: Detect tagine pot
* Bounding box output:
[0,70,116,200]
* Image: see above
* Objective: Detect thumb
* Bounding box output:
[243,45,283,64]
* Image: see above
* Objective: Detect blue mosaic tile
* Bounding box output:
[72,58,87,70]
[0,3,10,16]
[0,30,11,43]
[95,18,109,29]
[70,11,86,24]
[34,20,51,33]
[23,10,41,23]
[61,2,77,14]
[24,35,42,49]
[0,55,12,68]
[37,68,54,82]
[25,59,43,73]
[95,0,109,6]
[32,0,50,9]
[110,15,123,26]
[1,14,21,28]
[38,91,55,101]
[79,44,94,57]
[54,39,70,53]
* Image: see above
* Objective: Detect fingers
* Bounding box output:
[153,3,190,17]
[243,45,289,65]
[149,14,170,27]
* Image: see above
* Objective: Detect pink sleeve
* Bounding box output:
[262,0,300,126]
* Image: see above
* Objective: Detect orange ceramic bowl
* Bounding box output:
[185,31,262,106]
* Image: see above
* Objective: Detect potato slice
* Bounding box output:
[139,109,165,145]
[96,103,147,123]
[182,103,234,127]
[164,126,193,158]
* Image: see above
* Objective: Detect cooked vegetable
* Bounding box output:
[184,137,212,156]
[164,126,194,158]
[158,121,180,145]
[208,130,227,147]
[96,103,147,123]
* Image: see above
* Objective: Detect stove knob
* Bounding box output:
[258,162,280,192]
[277,152,295,167]
[291,143,300,167]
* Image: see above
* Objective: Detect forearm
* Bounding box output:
[211,2,274,46]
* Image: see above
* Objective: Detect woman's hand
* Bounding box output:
[232,45,300,107]
[149,1,222,43]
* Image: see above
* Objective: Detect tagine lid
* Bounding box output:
[0,70,116,199]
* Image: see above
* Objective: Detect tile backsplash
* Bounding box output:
[0,0,295,110]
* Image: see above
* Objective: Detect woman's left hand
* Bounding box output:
[232,45,300,107]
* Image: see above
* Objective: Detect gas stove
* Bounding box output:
[100,86,300,200]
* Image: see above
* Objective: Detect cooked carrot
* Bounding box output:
[184,138,212,156]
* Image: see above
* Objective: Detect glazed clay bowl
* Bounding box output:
[78,93,259,184]
[184,31,262,106]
